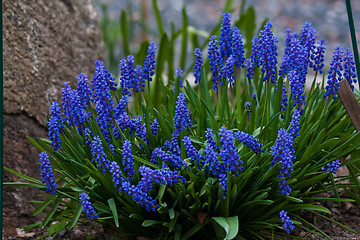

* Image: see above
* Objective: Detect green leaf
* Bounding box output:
[142,220,162,227]
[68,201,83,229]
[120,10,130,56]
[212,216,239,240]
[108,198,119,228]
[3,166,42,184]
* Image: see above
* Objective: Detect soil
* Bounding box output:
[3,191,360,240]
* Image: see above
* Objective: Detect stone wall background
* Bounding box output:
[2,0,106,236]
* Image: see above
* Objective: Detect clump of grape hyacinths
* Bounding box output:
[39,152,57,194]
[79,193,98,219]
[26,11,360,239]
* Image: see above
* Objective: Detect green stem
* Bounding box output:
[346,0,360,89]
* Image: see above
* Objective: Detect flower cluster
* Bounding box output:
[322,160,341,174]
[343,48,358,91]
[208,35,222,92]
[79,192,98,219]
[193,48,202,84]
[142,41,157,84]
[280,210,295,234]
[232,27,245,68]
[39,152,57,194]
[234,131,264,154]
[48,102,64,150]
[122,139,135,178]
[174,93,192,132]
[90,136,110,173]
[219,12,232,59]
[270,128,295,195]
[324,47,343,100]
[175,67,184,88]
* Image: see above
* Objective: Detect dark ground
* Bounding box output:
[3,191,360,240]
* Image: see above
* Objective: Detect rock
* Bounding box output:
[2,0,106,237]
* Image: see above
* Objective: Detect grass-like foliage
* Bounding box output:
[5,7,360,240]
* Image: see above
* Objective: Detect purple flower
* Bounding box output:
[142,41,157,84]
[205,128,219,149]
[92,60,117,103]
[79,192,98,219]
[245,58,254,80]
[174,93,192,132]
[324,47,343,100]
[280,210,295,234]
[119,56,137,96]
[175,67,184,88]
[84,127,91,145]
[245,102,251,115]
[343,48,357,91]
[232,26,245,68]
[322,160,341,174]
[183,136,204,167]
[61,83,86,133]
[39,152,57,194]
[220,12,232,59]
[114,95,129,120]
[310,39,326,74]
[165,131,181,156]
[219,126,243,175]
[289,109,300,140]
[76,73,92,108]
[221,56,235,86]
[194,48,202,84]
[204,142,221,175]
[270,128,295,195]
[151,118,159,136]
[280,82,288,118]
[289,70,306,112]
[48,102,64,150]
[257,22,278,83]
[90,136,110,173]
[150,147,185,169]
[234,131,264,154]
[95,100,111,143]
[109,161,128,191]
[300,21,317,59]
[122,139,135,178]
[208,35,223,92]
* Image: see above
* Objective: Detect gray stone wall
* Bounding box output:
[3,0,106,236]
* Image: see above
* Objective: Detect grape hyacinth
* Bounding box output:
[343,48,357,91]
[175,67,184,88]
[61,83,86,133]
[194,48,202,84]
[122,139,135,178]
[142,41,157,84]
[219,12,232,59]
[221,56,235,86]
[310,39,326,74]
[48,101,64,150]
[92,60,117,104]
[234,131,264,154]
[84,127,91,145]
[151,118,159,136]
[322,160,341,174]
[91,136,110,173]
[39,152,57,194]
[324,47,343,100]
[289,109,301,140]
[79,192,98,219]
[280,210,295,234]
[174,93,192,132]
[110,161,129,191]
[219,126,243,175]
[119,56,137,96]
[76,73,92,108]
[232,26,245,68]
[150,147,185,169]
[245,102,251,115]
[183,136,205,167]
[245,58,254,80]
[205,128,219,149]
[300,21,317,58]
[113,95,129,120]
[208,35,222,92]
[95,100,111,143]
[257,22,278,83]
[280,82,288,118]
